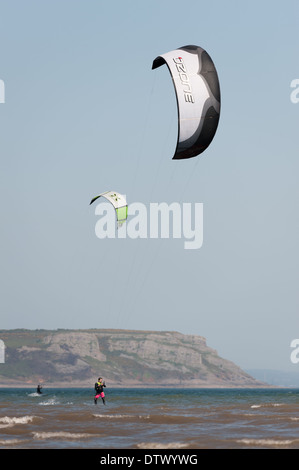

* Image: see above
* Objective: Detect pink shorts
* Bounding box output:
[95,392,105,399]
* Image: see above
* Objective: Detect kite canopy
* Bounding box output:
[152,45,220,160]
[90,191,128,224]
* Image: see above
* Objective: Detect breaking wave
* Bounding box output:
[32,431,94,440]
[0,416,37,428]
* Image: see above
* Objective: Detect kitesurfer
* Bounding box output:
[36,384,43,394]
[94,377,106,405]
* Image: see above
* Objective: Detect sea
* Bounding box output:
[0,387,298,460]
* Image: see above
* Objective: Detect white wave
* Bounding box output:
[94,413,132,419]
[38,398,59,406]
[32,431,94,440]
[93,414,150,419]
[250,403,284,409]
[237,438,295,447]
[137,442,189,449]
[0,439,26,446]
[0,416,36,426]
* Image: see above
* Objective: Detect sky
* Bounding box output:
[0,0,299,374]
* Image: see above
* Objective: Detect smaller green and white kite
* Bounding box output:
[90,190,128,225]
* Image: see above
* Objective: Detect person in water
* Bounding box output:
[94,377,106,405]
[36,384,43,394]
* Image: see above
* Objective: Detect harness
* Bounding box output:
[95,381,103,393]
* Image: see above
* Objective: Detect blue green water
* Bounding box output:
[0,387,299,449]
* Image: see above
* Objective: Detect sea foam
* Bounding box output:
[0,416,36,427]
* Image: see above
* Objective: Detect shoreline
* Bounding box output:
[0,383,278,389]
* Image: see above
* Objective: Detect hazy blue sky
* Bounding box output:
[0,0,299,373]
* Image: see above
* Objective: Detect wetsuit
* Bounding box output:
[94,381,106,404]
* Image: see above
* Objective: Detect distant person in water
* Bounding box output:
[94,377,106,405]
[36,384,43,394]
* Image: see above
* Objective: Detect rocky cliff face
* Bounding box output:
[0,329,265,387]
